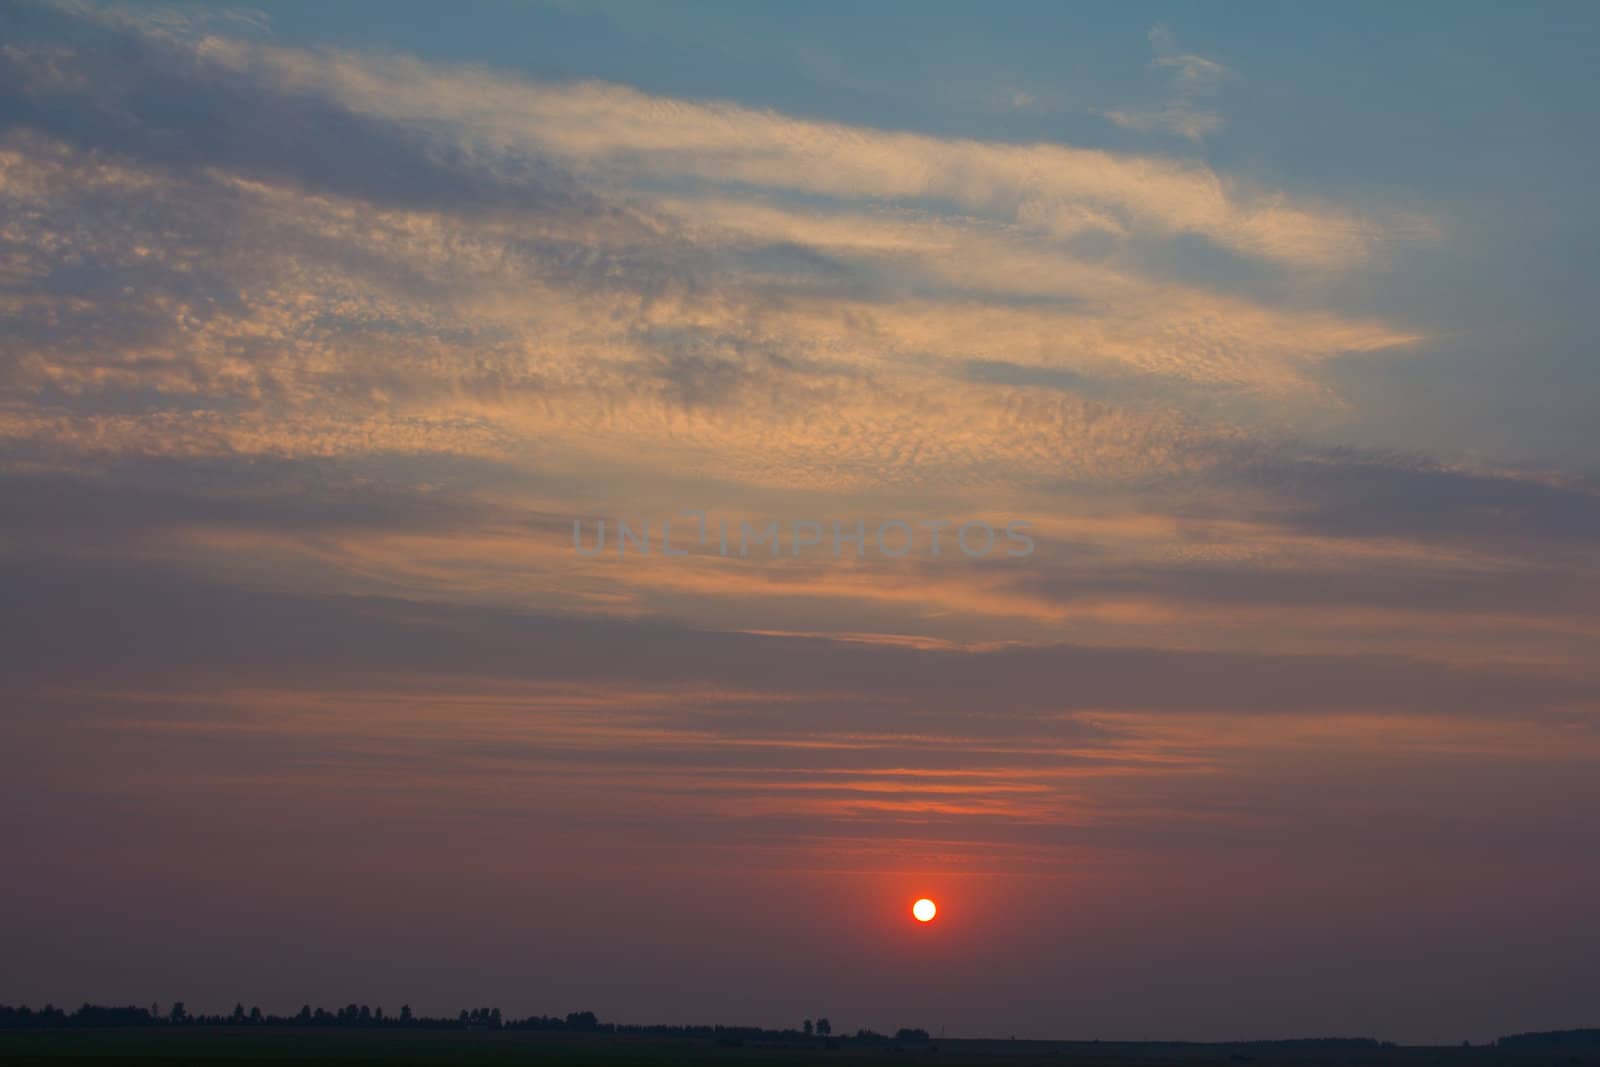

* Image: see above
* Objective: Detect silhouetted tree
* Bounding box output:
[803,1019,814,1036]
[816,1018,831,1036]
[400,1004,413,1024]
[169,1002,187,1024]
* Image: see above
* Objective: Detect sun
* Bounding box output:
[912,897,938,923]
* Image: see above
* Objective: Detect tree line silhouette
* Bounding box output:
[0,1003,929,1042]
[6,1004,1593,1050]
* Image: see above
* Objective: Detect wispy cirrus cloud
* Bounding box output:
[3,3,1582,691]
[207,40,1389,271]
[0,4,1430,497]
[0,0,1577,666]
[1104,24,1236,142]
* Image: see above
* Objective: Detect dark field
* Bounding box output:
[2,1030,1596,1067]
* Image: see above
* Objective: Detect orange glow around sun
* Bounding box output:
[912,897,937,923]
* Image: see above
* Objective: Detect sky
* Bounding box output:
[2,0,1600,1045]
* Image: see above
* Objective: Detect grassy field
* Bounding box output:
[1,1030,1593,1067]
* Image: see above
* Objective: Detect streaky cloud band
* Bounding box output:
[573,512,1035,561]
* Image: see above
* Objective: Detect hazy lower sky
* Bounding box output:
[3,0,1599,1044]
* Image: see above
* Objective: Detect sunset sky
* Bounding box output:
[3,0,1600,1044]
